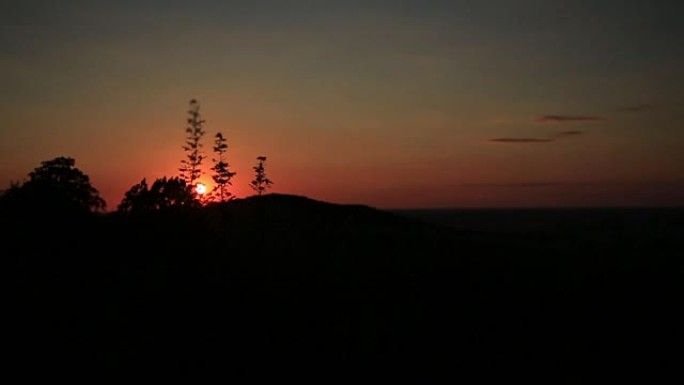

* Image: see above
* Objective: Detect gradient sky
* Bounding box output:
[2,0,683,209]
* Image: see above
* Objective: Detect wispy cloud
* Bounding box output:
[460,180,684,188]
[555,130,583,138]
[489,138,553,143]
[460,182,563,188]
[489,131,583,143]
[618,104,651,112]
[534,115,605,123]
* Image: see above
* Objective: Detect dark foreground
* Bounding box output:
[5,195,684,382]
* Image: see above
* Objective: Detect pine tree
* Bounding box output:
[210,132,236,202]
[250,156,273,196]
[179,99,206,187]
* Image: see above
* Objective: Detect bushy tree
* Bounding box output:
[250,156,273,196]
[118,177,198,213]
[117,178,152,213]
[179,99,206,187]
[1,156,105,213]
[210,132,236,202]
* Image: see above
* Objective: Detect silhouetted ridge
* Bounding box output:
[6,192,683,382]
[190,193,456,274]
[230,193,380,214]
[221,193,415,230]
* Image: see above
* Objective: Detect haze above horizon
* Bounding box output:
[2,1,683,208]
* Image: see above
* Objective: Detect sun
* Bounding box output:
[195,183,207,195]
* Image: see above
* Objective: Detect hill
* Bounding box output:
[5,195,683,382]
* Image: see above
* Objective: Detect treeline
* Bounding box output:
[0,99,273,213]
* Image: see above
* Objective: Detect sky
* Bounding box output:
[1,0,683,209]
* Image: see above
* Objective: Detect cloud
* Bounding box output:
[489,131,583,143]
[460,182,563,188]
[460,180,684,188]
[618,104,651,112]
[555,130,583,137]
[489,138,554,143]
[534,115,604,123]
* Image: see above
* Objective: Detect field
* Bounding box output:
[6,196,683,382]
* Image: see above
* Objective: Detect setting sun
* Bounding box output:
[195,183,207,195]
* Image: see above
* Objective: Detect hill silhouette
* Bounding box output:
[5,194,683,382]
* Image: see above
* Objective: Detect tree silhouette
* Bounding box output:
[210,132,236,202]
[250,156,273,196]
[118,177,198,213]
[117,178,152,213]
[0,181,22,202]
[1,156,105,213]
[179,99,206,187]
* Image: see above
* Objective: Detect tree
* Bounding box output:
[0,181,25,213]
[179,99,206,187]
[117,177,198,213]
[117,178,151,213]
[210,132,236,202]
[0,156,105,213]
[250,156,273,196]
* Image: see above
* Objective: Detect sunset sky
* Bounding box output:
[2,1,683,209]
